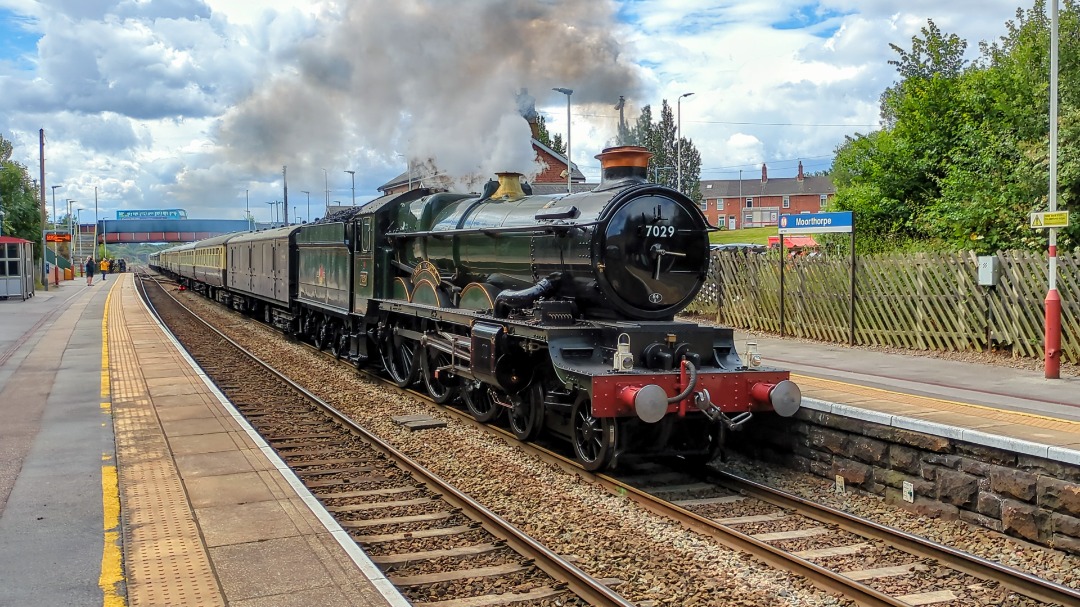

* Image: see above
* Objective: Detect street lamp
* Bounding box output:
[323,168,329,214]
[265,201,277,226]
[67,200,76,268]
[245,189,252,231]
[553,87,573,193]
[301,191,310,223]
[677,92,695,193]
[344,170,355,205]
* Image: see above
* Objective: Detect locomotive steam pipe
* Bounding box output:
[494,276,557,317]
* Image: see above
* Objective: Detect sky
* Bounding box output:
[0,0,1036,223]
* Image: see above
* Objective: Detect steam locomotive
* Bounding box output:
[150,146,800,470]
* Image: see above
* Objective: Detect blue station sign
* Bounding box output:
[116,209,188,220]
[778,211,854,234]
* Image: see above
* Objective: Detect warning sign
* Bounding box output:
[1030,211,1070,229]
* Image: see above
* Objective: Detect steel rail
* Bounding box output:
[136,274,634,607]
[716,470,1080,606]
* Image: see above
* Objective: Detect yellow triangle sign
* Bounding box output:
[1031,213,1044,227]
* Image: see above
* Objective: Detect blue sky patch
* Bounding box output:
[772,3,848,37]
[0,9,40,68]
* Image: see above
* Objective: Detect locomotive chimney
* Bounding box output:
[594,145,653,191]
[492,172,526,201]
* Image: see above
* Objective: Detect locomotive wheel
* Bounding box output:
[315,319,330,351]
[508,383,543,441]
[329,324,346,359]
[420,346,457,404]
[571,398,616,471]
[462,381,500,423]
[380,330,418,388]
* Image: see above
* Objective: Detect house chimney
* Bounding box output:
[761,163,768,183]
[797,161,804,182]
[593,145,653,191]
[516,88,541,140]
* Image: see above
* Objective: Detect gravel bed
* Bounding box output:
[730,516,820,535]
[175,291,854,607]
[719,454,1080,590]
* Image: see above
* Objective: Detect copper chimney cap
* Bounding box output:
[594,145,653,191]
[594,145,653,168]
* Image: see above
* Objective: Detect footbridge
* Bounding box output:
[96,219,256,244]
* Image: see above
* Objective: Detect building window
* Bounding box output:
[744,212,752,226]
[820,194,828,208]
[745,197,753,208]
[705,183,712,189]
[782,195,790,209]
[700,200,709,211]
[716,216,726,228]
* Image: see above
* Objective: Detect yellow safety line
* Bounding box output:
[99,281,126,606]
[792,372,1080,429]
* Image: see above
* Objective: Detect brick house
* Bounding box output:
[699,162,836,230]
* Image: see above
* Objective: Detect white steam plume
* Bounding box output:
[216,0,642,189]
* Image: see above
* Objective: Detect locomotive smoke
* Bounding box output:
[216,0,643,190]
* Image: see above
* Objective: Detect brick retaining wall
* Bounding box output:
[729,409,1080,555]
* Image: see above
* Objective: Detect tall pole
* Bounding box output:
[39,129,48,291]
[68,200,75,268]
[677,92,695,194]
[265,201,276,226]
[301,191,310,223]
[1046,0,1062,379]
[94,186,99,262]
[245,189,251,230]
[323,168,329,214]
[345,170,355,205]
[553,88,573,193]
[282,165,289,225]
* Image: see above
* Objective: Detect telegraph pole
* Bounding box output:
[282,165,289,225]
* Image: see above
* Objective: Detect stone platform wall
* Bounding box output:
[728,408,1080,555]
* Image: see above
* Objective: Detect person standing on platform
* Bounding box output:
[99,257,108,281]
[85,257,95,286]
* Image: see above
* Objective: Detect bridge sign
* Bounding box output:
[778,211,854,234]
[117,209,188,220]
[1030,211,1069,229]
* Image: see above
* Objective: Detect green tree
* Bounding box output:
[831,5,1079,253]
[534,114,566,155]
[629,101,702,200]
[0,135,43,252]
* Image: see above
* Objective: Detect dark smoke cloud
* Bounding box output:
[216,0,642,189]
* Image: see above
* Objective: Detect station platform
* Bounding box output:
[2,274,1079,605]
[0,274,407,607]
[735,333,1080,461]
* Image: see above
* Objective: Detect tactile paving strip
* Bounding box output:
[109,280,225,607]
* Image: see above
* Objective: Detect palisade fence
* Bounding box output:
[686,249,1080,363]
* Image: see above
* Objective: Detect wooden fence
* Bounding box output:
[686,249,1080,363]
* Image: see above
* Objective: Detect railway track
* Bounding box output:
[137,273,634,607]
[146,271,1080,607]
[601,463,1080,607]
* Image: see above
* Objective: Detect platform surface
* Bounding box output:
[734,333,1080,456]
[1,274,406,607]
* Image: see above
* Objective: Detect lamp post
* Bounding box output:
[553,87,573,193]
[323,168,329,214]
[1046,0,1062,378]
[301,190,310,223]
[67,199,76,268]
[266,201,277,226]
[677,92,695,193]
[344,170,355,205]
[245,189,252,230]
